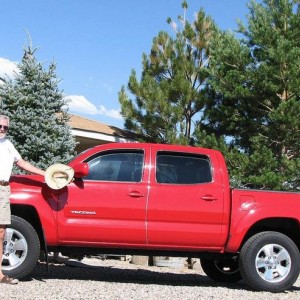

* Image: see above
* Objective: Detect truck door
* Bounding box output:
[57,149,149,245]
[147,150,226,248]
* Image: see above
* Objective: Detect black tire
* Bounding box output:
[200,258,242,283]
[239,231,300,292]
[2,215,40,279]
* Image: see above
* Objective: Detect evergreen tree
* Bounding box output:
[206,0,300,190]
[119,0,300,190]
[0,45,76,173]
[119,1,218,144]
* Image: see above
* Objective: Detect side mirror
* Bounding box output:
[73,163,89,178]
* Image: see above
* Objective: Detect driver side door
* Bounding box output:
[57,149,148,245]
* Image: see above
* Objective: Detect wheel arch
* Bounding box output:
[239,217,300,251]
[11,204,46,251]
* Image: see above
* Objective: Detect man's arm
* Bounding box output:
[16,158,45,176]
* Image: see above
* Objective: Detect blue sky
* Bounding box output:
[0,0,251,128]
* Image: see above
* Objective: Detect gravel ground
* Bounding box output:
[1,257,300,300]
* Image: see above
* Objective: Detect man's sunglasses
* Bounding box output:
[0,125,9,131]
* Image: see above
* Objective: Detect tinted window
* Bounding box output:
[85,151,143,182]
[156,152,212,184]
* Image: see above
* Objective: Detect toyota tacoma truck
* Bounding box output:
[4,142,300,292]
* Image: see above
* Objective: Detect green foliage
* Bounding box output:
[0,45,76,173]
[119,5,217,144]
[206,0,300,190]
[121,0,300,191]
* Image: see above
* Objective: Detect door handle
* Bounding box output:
[128,191,145,198]
[201,195,217,201]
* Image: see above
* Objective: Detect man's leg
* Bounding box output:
[0,225,18,284]
[0,225,5,279]
[0,186,18,283]
[0,185,10,280]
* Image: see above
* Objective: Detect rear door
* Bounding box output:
[147,149,226,248]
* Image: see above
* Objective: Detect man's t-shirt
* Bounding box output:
[0,138,21,181]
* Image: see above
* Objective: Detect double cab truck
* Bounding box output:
[4,143,300,292]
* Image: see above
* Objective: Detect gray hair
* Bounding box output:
[0,115,10,124]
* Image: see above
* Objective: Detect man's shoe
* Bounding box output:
[0,275,19,284]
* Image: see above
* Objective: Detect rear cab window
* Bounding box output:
[156,151,212,184]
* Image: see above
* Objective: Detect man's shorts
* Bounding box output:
[0,186,11,225]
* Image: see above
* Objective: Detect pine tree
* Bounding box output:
[0,45,76,173]
[119,1,217,144]
[206,0,300,190]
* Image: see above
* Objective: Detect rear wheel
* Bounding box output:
[200,258,242,283]
[239,231,300,292]
[2,215,40,279]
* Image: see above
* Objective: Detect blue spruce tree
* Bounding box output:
[0,45,76,172]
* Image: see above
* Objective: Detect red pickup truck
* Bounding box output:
[4,142,300,292]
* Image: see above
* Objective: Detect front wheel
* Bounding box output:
[2,215,40,279]
[239,231,300,292]
[200,258,242,283]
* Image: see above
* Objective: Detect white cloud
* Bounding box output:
[66,95,122,120]
[65,95,98,115]
[98,104,122,119]
[0,57,19,81]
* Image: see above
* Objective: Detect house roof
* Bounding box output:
[68,114,137,141]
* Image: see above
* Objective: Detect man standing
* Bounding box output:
[0,115,45,284]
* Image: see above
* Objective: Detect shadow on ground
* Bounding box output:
[22,260,254,291]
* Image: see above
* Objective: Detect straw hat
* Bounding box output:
[45,164,74,190]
